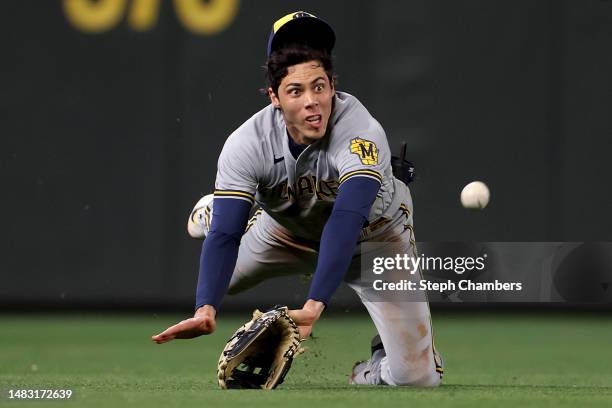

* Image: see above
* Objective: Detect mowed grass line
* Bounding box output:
[1,313,612,407]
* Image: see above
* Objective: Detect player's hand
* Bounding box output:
[288,299,325,339]
[151,305,216,344]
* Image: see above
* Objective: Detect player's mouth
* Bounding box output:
[305,114,322,129]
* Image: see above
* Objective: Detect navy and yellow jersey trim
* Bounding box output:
[245,208,263,232]
[431,322,444,376]
[338,169,382,186]
[434,346,444,375]
[399,203,411,219]
[214,190,255,205]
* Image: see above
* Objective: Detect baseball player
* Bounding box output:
[152,11,443,387]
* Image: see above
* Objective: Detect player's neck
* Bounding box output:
[286,128,315,146]
[287,131,308,160]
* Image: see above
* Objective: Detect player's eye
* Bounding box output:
[288,88,301,96]
[314,84,325,92]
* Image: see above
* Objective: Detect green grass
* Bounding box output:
[1,312,612,407]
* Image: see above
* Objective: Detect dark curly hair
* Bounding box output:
[265,43,335,96]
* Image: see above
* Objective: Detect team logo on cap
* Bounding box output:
[273,11,316,33]
[350,138,379,165]
[293,12,313,19]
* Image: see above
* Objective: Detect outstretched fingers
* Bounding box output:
[151,320,187,344]
[151,317,216,344]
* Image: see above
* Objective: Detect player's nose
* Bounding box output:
[304,91,319,108]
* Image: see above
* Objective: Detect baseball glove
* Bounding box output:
[217,306,302,389]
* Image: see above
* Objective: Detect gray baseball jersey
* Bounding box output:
[214,91,407,241]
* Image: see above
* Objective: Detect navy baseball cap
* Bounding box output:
[267,11,336,57]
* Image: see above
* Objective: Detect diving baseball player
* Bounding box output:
[152,11,443,387]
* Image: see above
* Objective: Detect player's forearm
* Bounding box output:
[307,177,381,304]
[195,230,241,310]
[194,198,251,311]
[307,209,364,304]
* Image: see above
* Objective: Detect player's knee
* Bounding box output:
[387,351,442,387]
[415,372,442,387]
[388,367,442,387]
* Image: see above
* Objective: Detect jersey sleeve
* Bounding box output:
[333,118,391,187]
[214,131,261,205]
[306,177,381,305]
[195,198,251,311]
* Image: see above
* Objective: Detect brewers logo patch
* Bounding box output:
[350,138,378,165]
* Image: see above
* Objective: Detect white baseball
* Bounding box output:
[460,181,490,209]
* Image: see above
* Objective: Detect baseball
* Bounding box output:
[460,181,490,209]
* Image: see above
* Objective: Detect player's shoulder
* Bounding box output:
[333,91,368,115]
[329,91,386,143]
[223,104,281,151]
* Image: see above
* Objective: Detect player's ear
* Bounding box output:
[268,87,281,109]
[330,76,336,96]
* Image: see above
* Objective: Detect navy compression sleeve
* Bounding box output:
[307,177,380,304]
[195,198,251,310]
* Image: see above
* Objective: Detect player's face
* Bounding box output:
[268,60,335,145]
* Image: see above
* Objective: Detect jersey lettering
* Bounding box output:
[262,177,339,202]
[297,176,314,196]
